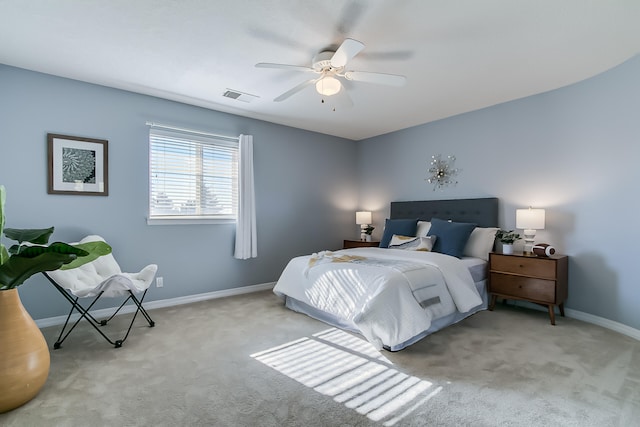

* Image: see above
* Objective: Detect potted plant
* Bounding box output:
[495,229,521,255]
[363,225,375,242]
[0,185,110,413]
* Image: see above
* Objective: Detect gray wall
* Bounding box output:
[3,53,639,333]
[0,65,358,319]
[357,54,640,330]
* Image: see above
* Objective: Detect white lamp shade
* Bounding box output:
[316,76,341,96]
[356,211,372,225]
[516,208,545,230]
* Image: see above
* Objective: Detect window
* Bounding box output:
[148,126,238,224]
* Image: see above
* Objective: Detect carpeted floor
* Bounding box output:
[2,290,639,426]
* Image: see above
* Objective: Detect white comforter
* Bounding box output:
[273,247,483,350]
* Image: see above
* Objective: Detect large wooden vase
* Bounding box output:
[0,288,50,413]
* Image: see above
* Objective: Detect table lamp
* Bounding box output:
[516,207,545,255]
[356,211,372,241]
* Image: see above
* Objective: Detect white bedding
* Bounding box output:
[273,247,486,350]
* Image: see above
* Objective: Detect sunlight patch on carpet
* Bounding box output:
[251,328,442,425]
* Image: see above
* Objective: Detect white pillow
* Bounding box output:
[416,221,432,237]
[389,234,436,251]
[463,227,498,261]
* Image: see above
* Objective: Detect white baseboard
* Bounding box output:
[564,308,640,341]
[35,282,276,329]
[36,283,640,343]
[509,300,640,341]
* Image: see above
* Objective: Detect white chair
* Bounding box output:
[43,235,156,348]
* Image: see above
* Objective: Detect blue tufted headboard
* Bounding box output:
[390,197,499,228]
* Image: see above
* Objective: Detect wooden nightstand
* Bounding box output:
[488,252,568,325]
[343,240,380,249]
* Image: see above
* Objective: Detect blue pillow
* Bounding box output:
[379,219,418,248]
[427,218,477,258]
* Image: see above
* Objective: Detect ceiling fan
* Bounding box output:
[255,38,407,103]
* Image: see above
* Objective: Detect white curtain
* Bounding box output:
[234,134,257,259]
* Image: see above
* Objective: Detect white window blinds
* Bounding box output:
[149,126,239,221]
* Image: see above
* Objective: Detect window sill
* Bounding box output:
[147,217,236,226]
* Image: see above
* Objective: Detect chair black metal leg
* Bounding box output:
[54,296,79,347]
[54,289,119,347]
[103,296,133,324]
[129,290,155,327]
[114,290,156,346]
[42,273,155,348]
[45,277,112,347]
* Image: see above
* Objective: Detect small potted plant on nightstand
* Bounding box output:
[495,229,520,255]
[363,225,375,242]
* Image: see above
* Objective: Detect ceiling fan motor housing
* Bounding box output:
[312,51,340,72]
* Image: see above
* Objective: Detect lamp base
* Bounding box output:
[523,229,536,255]
[360,224,369,242]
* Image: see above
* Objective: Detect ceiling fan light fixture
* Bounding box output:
[316,76,341,96]
[257,38,406,102]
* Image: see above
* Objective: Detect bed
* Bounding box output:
[273,197,499,351]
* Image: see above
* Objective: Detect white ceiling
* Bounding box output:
[1,0,639,140]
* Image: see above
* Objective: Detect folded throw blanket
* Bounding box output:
[305,250,424,277]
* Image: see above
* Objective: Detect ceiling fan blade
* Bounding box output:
[344,71,407,87]
[273,78,320,102]
[330,38,365,68]
[255,63,315,73]
[335,1,366,37]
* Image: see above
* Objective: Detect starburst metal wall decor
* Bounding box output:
[426,154,461,191]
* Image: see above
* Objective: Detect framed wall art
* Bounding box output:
[47,133,109,196]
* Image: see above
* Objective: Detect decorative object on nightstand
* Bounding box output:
[363,225,375,241]
[532,243,556,257]
[356,211,372,241]
[516,207,545,255]
[488,252,568,325]
[495,229,521,255]
[343,239,380,249]
[426,154,460,191]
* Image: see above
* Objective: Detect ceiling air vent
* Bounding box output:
[222,89,259,103]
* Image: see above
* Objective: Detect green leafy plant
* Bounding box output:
[0,185,112,290]
[495,229,521,244]
[364,225,375,235]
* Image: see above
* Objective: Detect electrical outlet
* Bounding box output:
[156,277,163,288]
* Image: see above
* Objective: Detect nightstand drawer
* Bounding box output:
[490,256,557,280]
[490,273,556,303]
